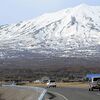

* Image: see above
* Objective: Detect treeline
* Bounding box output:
[0,67,100,82]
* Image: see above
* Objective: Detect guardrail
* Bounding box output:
[2,85,47,100]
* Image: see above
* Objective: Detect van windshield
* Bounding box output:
[50,80,55,82]
[93,78,100,81]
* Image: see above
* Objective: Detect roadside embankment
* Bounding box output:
[0,85,47,100]
[27,82,88,88]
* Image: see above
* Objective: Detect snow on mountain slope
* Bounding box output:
[0,4,100,58]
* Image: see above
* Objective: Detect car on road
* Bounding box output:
[47,80,56,88]
[88,76,100,91]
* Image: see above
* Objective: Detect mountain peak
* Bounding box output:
[77,4,89,7]
[74,4,100,10]
[0,4,100,58]
[73,4,92,11]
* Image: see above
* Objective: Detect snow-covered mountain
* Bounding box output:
[0,4,100,58]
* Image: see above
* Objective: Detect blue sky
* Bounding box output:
[0,0,100,25]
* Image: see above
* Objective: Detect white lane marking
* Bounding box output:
[49,91,69,100]
[38,89,47,100]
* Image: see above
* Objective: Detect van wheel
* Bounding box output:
[89,88,91,91]
[89,88,93,91]
[99,88,100,91]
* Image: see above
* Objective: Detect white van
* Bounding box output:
[47,80,56,88]
[88,76,100,91]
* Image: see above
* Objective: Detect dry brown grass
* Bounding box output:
[26,83,46,87]
[56,82,88,88]
[26,82,88,88]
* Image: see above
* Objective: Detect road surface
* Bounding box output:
[46,87,100,100]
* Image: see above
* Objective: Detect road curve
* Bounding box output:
[46,87,100,100]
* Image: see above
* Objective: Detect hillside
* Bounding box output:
[0,4,100,68]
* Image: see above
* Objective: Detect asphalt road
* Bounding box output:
[46,87,100,100]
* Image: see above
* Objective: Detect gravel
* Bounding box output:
[0,86,40,100]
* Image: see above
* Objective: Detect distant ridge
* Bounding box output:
[0,4,100,68]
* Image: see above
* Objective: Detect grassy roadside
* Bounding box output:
[57,82,88,88]
[26,82,88,89]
